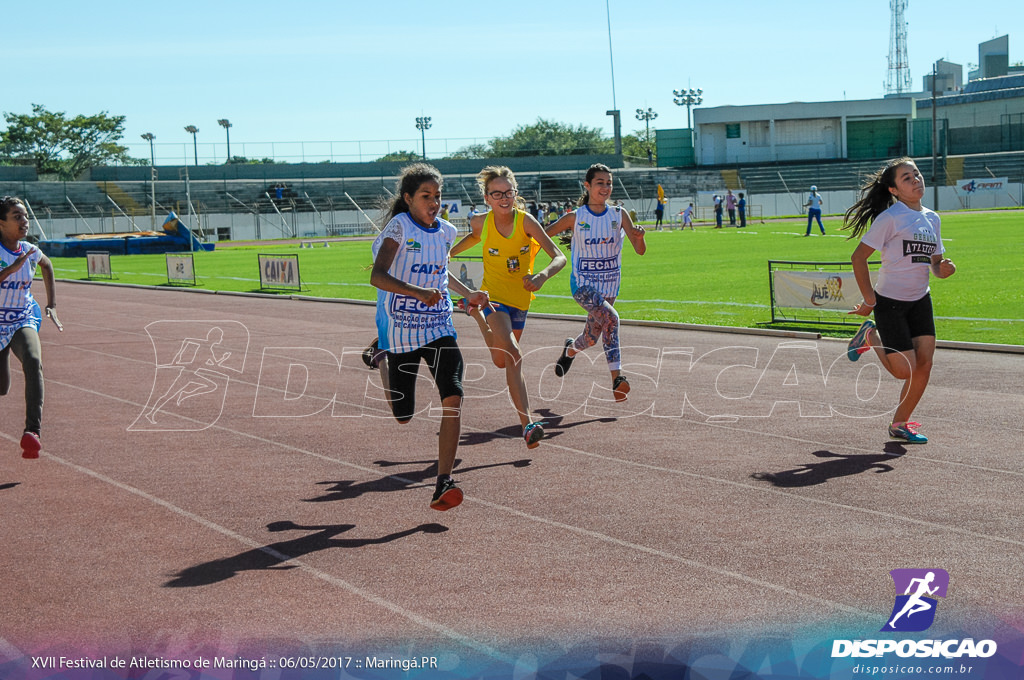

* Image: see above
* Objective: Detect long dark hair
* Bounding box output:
[382,163,444,223]
[577,163,612,207]
[842,157,916,239]
[0,196,25,221]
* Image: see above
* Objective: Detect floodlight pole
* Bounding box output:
[141,133,156,229]
[605,0,621,155]
[218,119,232,162]
[184,125,199,166]
[415,116,431,160]
[635,108,657,165]
[931,62,939,210]
[672,87,703,147]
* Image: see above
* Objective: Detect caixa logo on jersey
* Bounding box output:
[831,568,998,659]
[409,263,444,276]
[390,294,445,315]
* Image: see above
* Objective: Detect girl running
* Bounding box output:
[844,158,956,444]
[0,197,58,459]
[450,166,566,449]
[546,164,647,402]
[367,164,490,510]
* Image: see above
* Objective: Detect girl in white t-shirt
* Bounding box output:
[843,158,956,444]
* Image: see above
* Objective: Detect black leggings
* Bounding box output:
[386,335,464,422]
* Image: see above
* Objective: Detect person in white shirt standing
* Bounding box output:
[804,185,825,235]
[0,197,58,458]
[843,158,956,444]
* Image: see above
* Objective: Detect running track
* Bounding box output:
[1,282,1021,677]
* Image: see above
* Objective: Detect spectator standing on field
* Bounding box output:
[726,190,737,226]
[804,185,825,236]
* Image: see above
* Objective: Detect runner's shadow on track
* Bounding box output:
[0,482,19,491]
[163,521,447,587]
[305,458,531,502]
[533,408,618,431]
[458,410,616,446]
[750,450,898,488]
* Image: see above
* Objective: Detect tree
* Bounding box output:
[487,118,614,157]
[443,143,488,160]
[226,156,280,165]
[375,150,421,162]
[0,104,135,179]
[620,132,649,161]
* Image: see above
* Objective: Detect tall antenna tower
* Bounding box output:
[886,0,912,94]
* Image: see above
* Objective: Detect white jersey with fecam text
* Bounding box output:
[0,241,43,350]
[372,213,458,353]
[569,204,625,298]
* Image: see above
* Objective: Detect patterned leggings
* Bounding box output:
[572,286,620,370]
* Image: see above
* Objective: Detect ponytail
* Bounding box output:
[381,163,444,223]
[842,157,914,239]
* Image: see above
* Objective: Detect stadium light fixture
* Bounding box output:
[672,88,703,137]
[217,119,232,163]
[141,133,156,229]
[415,116,432,160]
[184,125,199,166]
[635,108,658,165]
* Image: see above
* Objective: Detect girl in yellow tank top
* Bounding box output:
[479,208,542,311]
[450,166,566,449]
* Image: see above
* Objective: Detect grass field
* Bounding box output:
[46,211,1023,345]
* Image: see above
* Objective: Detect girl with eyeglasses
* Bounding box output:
[450,166,566,449]
[545,164,647,402]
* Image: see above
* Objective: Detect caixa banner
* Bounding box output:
[772,269,878,311]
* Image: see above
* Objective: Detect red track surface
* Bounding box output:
[1,282,1021,669]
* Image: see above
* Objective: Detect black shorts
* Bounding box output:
[873,292,936,354]
[386,335,464,421]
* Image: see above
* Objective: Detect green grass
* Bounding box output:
[48,211,1024,345]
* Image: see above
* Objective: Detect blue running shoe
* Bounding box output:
[889,421,927,444]
[847,320,875,362]
[523,422,545,449]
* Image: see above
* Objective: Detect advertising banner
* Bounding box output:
[772,269,877,311]
[258,254,301,291]
[954,177,1008,196]
[86,251,112,279]
[165,254,196,286]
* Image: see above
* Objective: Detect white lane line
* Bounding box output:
[35,362,1021,629]
[1,429,511,664]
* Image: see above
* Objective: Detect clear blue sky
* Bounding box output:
[8,0,1021,164]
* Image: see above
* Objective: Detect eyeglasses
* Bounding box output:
[487,189,517,199]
